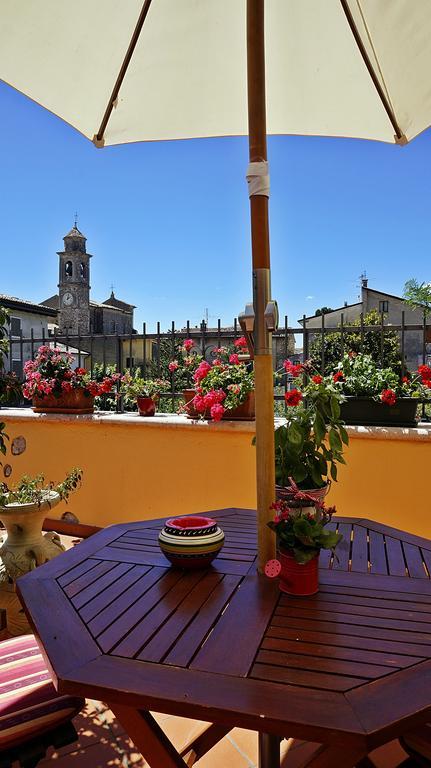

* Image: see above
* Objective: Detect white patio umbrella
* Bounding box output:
[2,0,431,572]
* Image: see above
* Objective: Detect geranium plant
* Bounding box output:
[268,480,342,564]
[23,346,120,401]
[0,307,21,405]
[275,360,348,488]
[187,338,253,421]
[168,338,203,389]
[331,352,431,406]
[120,370,170,403]
[0,467,82,508]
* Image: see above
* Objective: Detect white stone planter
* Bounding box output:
[0,490,65,580]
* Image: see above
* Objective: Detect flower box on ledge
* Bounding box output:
[340,396,419,427]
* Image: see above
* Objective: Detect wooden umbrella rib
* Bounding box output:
[339,0,405,143]
[95,0,153,145]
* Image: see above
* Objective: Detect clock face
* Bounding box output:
[62,291,74,307]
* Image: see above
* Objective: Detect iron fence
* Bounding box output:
[5,311,431,415]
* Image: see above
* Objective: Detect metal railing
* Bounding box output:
[6,311,431,414]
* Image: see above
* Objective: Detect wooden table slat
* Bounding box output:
[251,662,367,692]
[260,636,421,669]
[190,576,278,676]
[331,523,352,571]
[255,648,398,681]
[80,565,152,623]
[350,525,369,573]
[72,562,134,610]
[368,530,388,576]
[403,542,428,579]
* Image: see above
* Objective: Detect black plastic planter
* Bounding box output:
[340,396,419,427]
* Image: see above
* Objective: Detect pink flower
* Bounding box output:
[234,336,247,349]
[193,394,207,414]
[210,404,225,421]
[229,353,240,365]
[168,360,179,373]
[183,339,194,352]
[194,361,211,383]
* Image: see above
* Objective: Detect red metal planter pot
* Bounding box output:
[278,549,319,596]
[136,396,157,417]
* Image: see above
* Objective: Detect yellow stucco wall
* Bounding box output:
[2,410,431,538]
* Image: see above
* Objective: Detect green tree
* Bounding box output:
[403,278,431,316]
[315,307,333,316]
[309,309,402,374]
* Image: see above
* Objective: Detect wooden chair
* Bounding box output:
[0,634,84,768]
[400,725,431,767]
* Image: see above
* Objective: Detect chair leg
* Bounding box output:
[0,720,78,768]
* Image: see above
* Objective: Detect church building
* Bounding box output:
[42,225,135,336]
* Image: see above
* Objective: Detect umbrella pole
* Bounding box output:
[247,0,276,572]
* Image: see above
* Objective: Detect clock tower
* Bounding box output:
[58,224,91,335]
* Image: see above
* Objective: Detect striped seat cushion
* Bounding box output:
[0,634,84,749]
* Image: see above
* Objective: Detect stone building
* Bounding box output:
[42,225,135,337]
[300,278,431,369]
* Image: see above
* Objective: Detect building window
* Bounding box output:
[379,300,389,313]
[10,317,21,337]
[65,261,73,277]
[80,262,86,278]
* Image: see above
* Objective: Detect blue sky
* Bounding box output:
[1,80,430,331]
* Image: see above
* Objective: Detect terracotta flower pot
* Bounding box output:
[32,389,94,414]
[158,516,225,569]
[278,548,319,596]
[136,395,157,417]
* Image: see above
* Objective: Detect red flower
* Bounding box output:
[210,403,225,421]
[168,360,179,373]
[284,388,303,407]
[234,336,247,349]
[402,376,409,384]
[418,364,431,382]
[229,353,240,365]
[312,375,323,384]
[183,339,194,352]
[283,360,303,377]
[381,388,397,406]
[74,367,86,376]
[333,371,344,383]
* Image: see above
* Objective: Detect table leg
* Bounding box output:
[259,732,281,767]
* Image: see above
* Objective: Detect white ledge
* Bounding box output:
[2,409,431,440]
[0,408,259,433]
[345,424,431,441]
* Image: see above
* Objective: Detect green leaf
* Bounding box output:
[330,463,338,481]
[339,425,349,445]
[313,411,326,446]
[329,428,342,453]
[287,422,303,447]
[330,396,341,419]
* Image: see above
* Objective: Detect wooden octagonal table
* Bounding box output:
[17,509,431,768]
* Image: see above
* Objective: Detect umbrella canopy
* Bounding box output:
[2,0,431,146]
[2,0,431,570]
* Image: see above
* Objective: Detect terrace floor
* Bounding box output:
[38,701,410,768]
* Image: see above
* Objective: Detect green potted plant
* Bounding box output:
[275,362,348,501]
[120,370,170,416]
[332,352,429,426]
[0,468,82,579]
[23,345,120,414]
[184,337,254,420]
[266,479,342,596]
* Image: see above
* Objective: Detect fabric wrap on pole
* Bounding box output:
[246,161,270,197]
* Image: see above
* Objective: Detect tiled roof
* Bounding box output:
[64,226,86,239]
[0,294,57,317]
